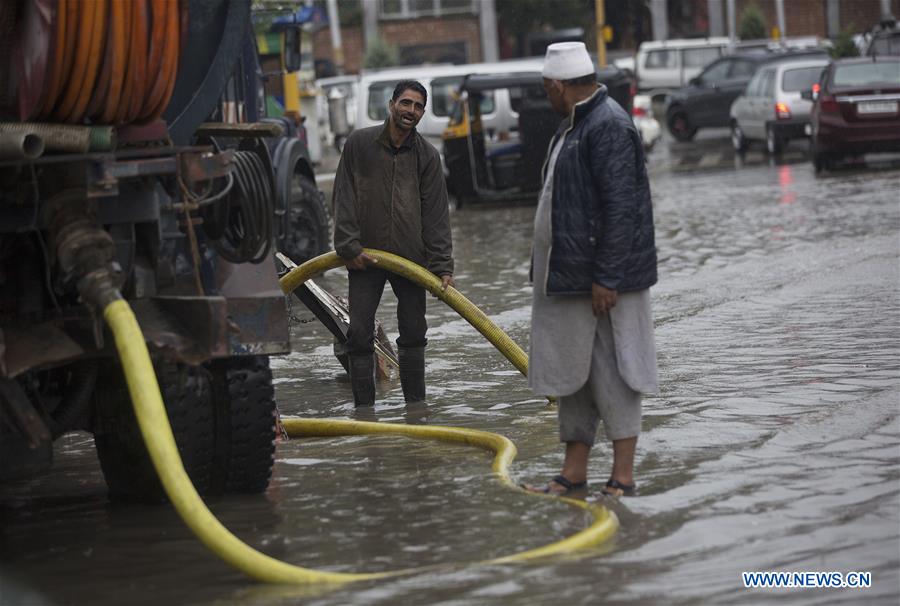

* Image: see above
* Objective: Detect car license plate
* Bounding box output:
[857,100,898,115]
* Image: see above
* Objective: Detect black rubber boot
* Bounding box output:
[348,354,375,407]
[398,345,426,403]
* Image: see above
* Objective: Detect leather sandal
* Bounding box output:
[601,478,636,497]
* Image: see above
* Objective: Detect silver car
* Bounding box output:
[730,57,830,154]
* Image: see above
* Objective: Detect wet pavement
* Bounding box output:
[2,135,899,605]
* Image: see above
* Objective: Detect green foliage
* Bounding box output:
[739,3,767,40]
[829,26,860,58]
[364,37,400,69]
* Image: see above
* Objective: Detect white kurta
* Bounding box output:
[528,134,658,398]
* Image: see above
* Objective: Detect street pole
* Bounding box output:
[726,0,736,42]
[595,0,606,67]
[708,0,725,37]
[479,0,499,63]
[774,0,786,40]
[651,0,668,41]
[826,0,840,37]
[326,0,344,74]
[362,0,378,51]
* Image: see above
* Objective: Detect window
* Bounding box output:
[700,59,732,84]
[781,66,824,92]
[871,34,900,56]
[379,0,477,19]
[729,60,756,78]
[760,70,776,98]
[478,92,495,115]
[682,47,722,68]
[411,0,433,11]
[431,76,464,117]
[645,50,676,69]
[746,71,764,96]
[381,0,402,15]
[367,81,397,120]
[440,0,473,9]
[432,77,495,117]
[833,62,900,87]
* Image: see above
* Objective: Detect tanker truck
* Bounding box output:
[0,0,323,501]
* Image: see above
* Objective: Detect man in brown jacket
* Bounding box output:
[333,80,454,407]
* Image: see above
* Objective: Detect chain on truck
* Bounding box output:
[0,0,329,500]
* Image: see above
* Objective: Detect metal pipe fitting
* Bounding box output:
[0,131,44,160]
[0,123,116,153]
[44,189,123,310]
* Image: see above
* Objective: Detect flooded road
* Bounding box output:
[2,152,899,605]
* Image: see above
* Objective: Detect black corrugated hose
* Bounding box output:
[211,150,273,264]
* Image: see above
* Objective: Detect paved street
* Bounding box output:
[3,124,898,605]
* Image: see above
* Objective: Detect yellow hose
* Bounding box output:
[279,249,529,376]
[98,250,619,586]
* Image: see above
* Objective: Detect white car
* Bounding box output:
[729,57,830,154]
[632,93,661,150]
[635,37,730,97]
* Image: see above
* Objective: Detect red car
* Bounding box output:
[808,56,900,172]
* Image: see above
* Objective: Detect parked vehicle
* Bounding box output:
[356,59,545,154]
[665,49,829,142]
[634,37,731,98]
[730,57,830,154]
[862,15,900,56]
[632,93,661,150]
[806,56,900,172]
[635,37,831,102]
[442,67,634,207]
[0,0,295,499]
[731,36,829,54]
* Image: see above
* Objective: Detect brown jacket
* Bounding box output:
[332,121,453,276]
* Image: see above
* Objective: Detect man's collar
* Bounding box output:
[567,85,608,126]
[378,119,416,150]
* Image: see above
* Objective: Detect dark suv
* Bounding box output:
[665,49,828,141]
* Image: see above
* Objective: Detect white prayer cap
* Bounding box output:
[542,42,595,81]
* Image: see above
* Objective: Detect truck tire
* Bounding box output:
[282,174,330,264]
[94,361,215,502]
[207,355,276,494]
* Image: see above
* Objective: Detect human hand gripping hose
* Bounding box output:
[97,249,619,586]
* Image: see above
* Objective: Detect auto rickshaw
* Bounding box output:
[442,72,556,207]
[443,66,634,207]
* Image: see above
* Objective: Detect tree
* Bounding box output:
[364,37,399,69]
[739,3,767,40]
[829,26,860,58]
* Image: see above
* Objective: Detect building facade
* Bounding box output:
[313,0,486,76]
[657,0,899,41]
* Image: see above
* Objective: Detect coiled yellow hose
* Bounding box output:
[97,250,619,586]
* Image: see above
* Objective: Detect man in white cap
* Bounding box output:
[525,42,659,497]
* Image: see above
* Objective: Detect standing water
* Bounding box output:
[2,159,898,605]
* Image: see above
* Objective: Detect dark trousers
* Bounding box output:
[346,268,427,355]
